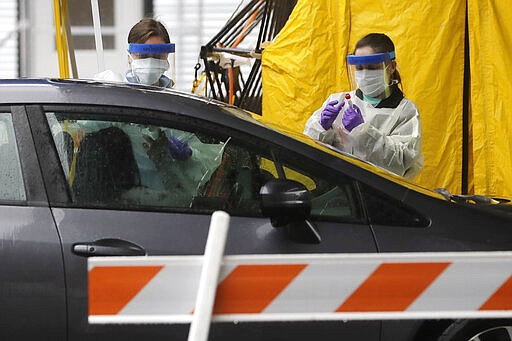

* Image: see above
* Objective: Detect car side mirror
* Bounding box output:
[260,179,311,225]
[260,179,321,244]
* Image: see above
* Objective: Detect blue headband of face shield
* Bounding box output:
[346,51,396,65]
[127,43,175,54]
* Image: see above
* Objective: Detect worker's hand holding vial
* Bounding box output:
[342,104,364,132]
[319,100,345,130]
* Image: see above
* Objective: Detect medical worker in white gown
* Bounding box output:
[304,33,423,180]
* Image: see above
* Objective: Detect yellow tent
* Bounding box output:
[468,0,512,196]
[262,0,512,197]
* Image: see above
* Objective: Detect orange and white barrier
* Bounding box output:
[88,251,512,324]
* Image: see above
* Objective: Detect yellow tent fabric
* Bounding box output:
[261,0,350,129]
[468,0,512,197]
[262,0,466,194]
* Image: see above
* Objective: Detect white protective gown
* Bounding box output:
[304,89,423,180]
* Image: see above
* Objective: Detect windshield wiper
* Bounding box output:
[434,188,505,205]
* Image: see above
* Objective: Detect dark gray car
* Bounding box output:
[0,78,511,340]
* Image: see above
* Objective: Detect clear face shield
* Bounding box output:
[127,43,176,87]
[347,51,396,98]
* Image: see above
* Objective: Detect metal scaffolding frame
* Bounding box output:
[199,0,296,114]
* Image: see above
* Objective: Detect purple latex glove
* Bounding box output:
[319,100,345,130]
[342,104,364,132]
[168,136,192,161]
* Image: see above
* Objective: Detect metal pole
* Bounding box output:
[63,0,78,78]
[53,0,67,77]
[187,211,230,341]
[90,0,105,72]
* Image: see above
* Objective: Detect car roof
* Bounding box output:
[0,78,229,114]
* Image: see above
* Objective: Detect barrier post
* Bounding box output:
[187,211,230,341]
[90,0,105,72]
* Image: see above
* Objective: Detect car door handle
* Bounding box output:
[72,238,146,257]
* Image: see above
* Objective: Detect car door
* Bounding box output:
[28,104,379,341]
[1,107,66,339]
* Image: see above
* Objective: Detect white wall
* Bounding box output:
[24,0,142,79]
[0,0,18,78]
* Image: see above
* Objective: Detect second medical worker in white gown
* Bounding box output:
[304,33,423,180]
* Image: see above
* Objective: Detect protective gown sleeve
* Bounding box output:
[347,99,423,179]
[154,129,224,197]
[93,70,124,83]
[303,93,344,146]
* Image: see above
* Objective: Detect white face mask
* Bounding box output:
[130,57,169,85]
[355,69,388,98]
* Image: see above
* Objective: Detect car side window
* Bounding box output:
[46,113,226,208]
[45,112,360,221]
[258,158,361,221]
[0,113,26,201]
[360,184,429,227]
